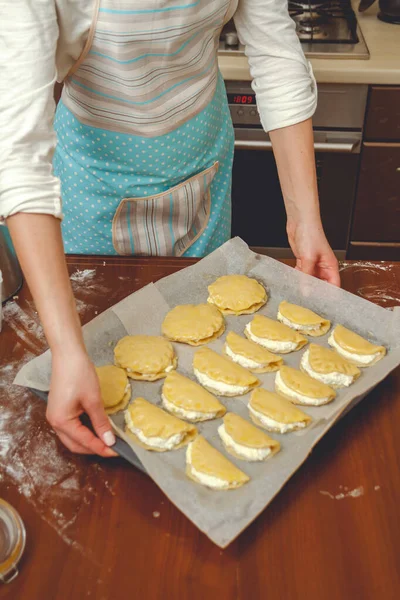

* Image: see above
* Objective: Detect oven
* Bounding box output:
[227,82,368,258]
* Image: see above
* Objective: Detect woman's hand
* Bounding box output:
[46,349,117,457]
[287,218,341,287]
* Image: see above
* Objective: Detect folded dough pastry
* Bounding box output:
[328,325,386,367]
[124,397,197,451]
[193,348,260,397]
[207,274,267,315]
[186,435,249,489]
[245,315,308,354]
[301,344,361,388]
[249,388,312,434]
[161,304,225,345]
[95,365,131,415]
[114,335,177,381]
[161,372,226,422]
[277,301,331,337]
[275,366,336,406]
[218,413,280,461]
[224,331,283,373]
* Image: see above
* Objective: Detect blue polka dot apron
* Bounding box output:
[53,0,236,257]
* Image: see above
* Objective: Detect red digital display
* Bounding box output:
[227,93,256,105]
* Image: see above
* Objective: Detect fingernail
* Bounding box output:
[103,431,116,447]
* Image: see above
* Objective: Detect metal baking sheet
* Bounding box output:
[30,388,146,474]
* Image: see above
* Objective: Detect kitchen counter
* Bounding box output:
[1,256,400,599]
[219,4,400,85]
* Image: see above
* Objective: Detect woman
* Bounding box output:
[1,0,340,457]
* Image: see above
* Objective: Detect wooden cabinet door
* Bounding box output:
[351,143,400,242]
[365,87,400,142]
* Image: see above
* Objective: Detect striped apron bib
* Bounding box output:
[54,0,236,256]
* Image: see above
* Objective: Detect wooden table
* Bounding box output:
[1,257,399,600]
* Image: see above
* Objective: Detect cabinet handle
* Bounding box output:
[234,139,360,154]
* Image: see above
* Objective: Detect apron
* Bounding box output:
[54,0,236,257]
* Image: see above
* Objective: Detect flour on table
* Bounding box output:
[356,285,400,308]
[0,344,116,562]
[339,261,396,273]
[70,268,97,285]
[2,301,46,350]
[339,262,400,311]
[320,486,365,500]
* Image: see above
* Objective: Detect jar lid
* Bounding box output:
[0,499,26,584]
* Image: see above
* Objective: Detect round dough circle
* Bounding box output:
[114,335,176,380]
[95,365,131,413]
[162,304,225,345]
[208,275,267,314]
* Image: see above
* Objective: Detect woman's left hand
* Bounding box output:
[287,218,341,287]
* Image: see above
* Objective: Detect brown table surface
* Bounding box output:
[1,257,400,600]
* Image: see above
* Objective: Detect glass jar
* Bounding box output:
[0,499,26,584]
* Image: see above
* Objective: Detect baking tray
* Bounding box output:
[30,388,146,473]
[15,238,400,547]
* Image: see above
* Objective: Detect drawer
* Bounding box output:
[351,143,400,242]
[348,242,400,261]
[365,87,400,141]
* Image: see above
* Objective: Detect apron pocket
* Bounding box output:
[112,161,219,257]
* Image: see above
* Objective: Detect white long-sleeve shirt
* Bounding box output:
[0,0,317,221]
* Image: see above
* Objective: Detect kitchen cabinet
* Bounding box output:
[349,87,400,261]
[364,87,400,141]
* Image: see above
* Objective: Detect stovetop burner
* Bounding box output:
[289,0,358,43]
[219,0,369,59]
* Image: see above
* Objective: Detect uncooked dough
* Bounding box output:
[114,335,177,381]
[207,274,267,315]
[95,365,131,414]
[162,304,225,345]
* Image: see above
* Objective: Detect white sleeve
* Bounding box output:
[234,0,318,132]
[0,1,63,222]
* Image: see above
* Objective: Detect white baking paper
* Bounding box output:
[14,238,400,547]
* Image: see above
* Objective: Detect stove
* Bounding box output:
[219,0,369,59]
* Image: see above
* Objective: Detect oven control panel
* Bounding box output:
[226,83,261,127]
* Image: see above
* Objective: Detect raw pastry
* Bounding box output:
[224,331,283,373]
[186,435,249,489]
[300,344,361,388]
[218,413,280,461]
[245,315,308,354]
[328,324,386,367]
[207,274,267,315]
[275,366,336,406]
[249,388,312,434]
[161,371,226,422]
[114,335,177,381]
[124,397,197,451]
[277,301,330,337]
[95,365,131,415]
[193,348,260,397]
[161,304,225,345]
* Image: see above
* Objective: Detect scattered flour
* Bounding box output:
[339,262,397,273]
[356,285,400,308]
[0,341,117,562]
[2,301,46,350]
[320,486,365,500]
[70,268,97,285]
[0,264,135,564]
[339,262,400,310]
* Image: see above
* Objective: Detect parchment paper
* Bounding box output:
[14,238,400,548]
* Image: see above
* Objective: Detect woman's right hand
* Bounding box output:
[46,349,117,457]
